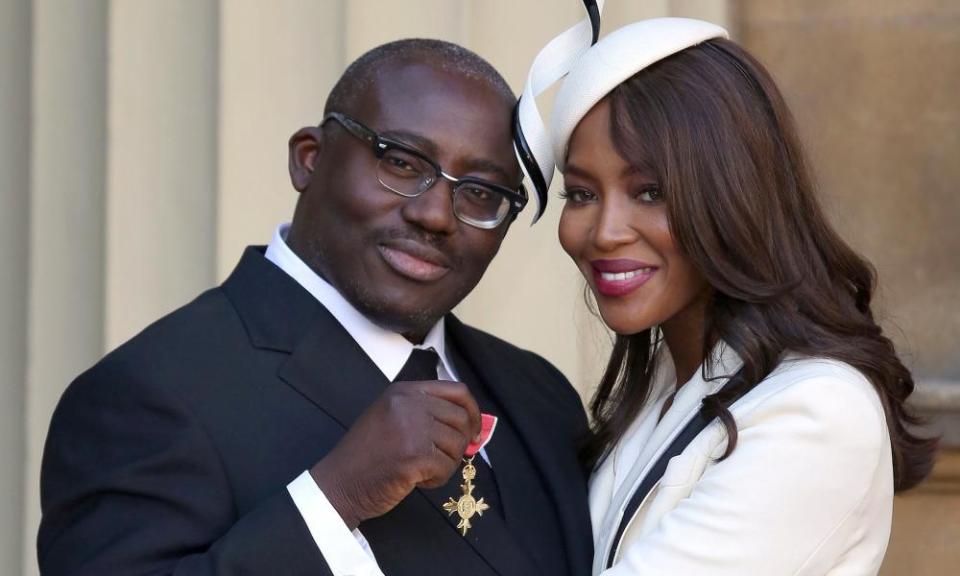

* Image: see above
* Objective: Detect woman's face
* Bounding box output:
[558,99,711,336]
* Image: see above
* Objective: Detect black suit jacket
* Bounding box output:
[38,247,593,575]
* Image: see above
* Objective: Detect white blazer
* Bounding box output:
[590,343,894,575]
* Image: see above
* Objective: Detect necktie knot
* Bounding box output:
[394,348,439,382]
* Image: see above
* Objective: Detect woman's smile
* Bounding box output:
[590,259,658,297]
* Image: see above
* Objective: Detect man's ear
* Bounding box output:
[288,126,324,192]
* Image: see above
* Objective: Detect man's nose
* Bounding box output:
[401,177,459,234]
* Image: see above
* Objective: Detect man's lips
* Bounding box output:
[378,239,451,282]
[590,258,658,297]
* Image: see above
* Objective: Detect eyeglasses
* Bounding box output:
[322,112,527,229]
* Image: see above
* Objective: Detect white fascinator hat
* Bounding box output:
[513,3,728,222]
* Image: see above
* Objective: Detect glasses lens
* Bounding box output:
[377,148,434,197]
[454,183,511,229]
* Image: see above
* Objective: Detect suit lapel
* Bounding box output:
[446,316,592,576]
[276,306,391,430]
[221,246,322,354]
[224,246,392,432]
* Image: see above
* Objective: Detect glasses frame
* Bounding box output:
[321,111,528,229]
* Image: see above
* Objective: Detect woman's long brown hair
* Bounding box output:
[580,38,937,491]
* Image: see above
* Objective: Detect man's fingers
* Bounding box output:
[422,394,474,440]
[429,418,469,463]
[408,380,482,438]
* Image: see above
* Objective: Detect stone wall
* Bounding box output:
[735,2,960,573]
[736,0,960,383]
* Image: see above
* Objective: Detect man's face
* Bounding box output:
[287,62,521,341]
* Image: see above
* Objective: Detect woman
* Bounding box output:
[530,17,936,575]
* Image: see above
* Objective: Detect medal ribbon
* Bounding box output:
[465,413,498,457]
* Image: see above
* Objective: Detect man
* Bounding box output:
[38,39,592,575]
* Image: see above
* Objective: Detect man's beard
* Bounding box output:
[307,232,458,341]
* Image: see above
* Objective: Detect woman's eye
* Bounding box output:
[635,185,662,203]
[559,187,596,204]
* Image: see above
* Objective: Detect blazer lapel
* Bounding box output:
[276,306,391,430]
[597,342,744,560]
[446,316,593,576]
[221,246,323,354]
[224,247,393,429]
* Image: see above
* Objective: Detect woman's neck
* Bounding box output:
[660,293,711,387]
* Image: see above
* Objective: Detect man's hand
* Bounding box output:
[310,380,481,529]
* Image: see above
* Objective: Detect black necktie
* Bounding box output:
[394,348,440,382]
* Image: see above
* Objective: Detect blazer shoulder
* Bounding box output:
[450,318,567,377]
[111,285,237,347]
[46,289,240,474]
[449,318,584,414]
[70,287,247,399]
[731,356,888,459]
[747,356,880,410]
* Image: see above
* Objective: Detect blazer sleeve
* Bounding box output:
[38,359,335,576]
[605,373,890,576]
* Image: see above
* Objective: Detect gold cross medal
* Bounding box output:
[443,413,498,536]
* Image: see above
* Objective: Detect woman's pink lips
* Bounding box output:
[590,259,658,297]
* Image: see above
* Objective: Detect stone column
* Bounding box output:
[216,0,344,279]
[105,0,219,349]
[344,0,468,62]
[0,1,30,573]
[23,3,108,574]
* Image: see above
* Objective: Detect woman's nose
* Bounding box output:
[593,196,640,251]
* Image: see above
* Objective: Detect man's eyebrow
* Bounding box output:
[381,129,438,156]
[459,158,513,183]
[381,129,514,184]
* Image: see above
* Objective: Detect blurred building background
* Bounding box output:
[0,1,956,574]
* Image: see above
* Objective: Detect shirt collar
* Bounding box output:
[264,223,457,381]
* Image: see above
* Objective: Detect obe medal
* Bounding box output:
[442,413,498,537]
[443,456,489,536]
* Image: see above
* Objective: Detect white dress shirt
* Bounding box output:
[266,223,482,576]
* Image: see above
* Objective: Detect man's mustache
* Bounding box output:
[381,228,460,266]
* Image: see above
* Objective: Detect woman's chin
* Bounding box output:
[597,308,655,337]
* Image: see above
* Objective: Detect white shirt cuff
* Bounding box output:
[287,470,385,576]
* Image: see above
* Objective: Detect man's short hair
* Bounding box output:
[324,38,516,116]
